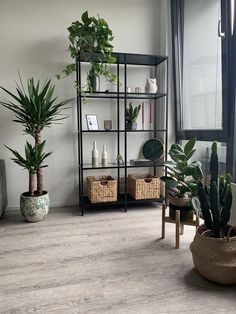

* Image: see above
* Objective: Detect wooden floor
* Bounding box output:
[1,205,236,314]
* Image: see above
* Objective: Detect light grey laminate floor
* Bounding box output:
[0,205,236,314]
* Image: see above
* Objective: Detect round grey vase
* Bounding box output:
[0,160,8,218]
[126,122,137,130]
[20,192,49,222]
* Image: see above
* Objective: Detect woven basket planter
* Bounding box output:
[128,174,160,200]
[190,224,236,285]
[87,176,117,203]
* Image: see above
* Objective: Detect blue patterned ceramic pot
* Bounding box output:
[20,192,49,222]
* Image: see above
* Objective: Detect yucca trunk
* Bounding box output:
[29,172,35,196]
[35,130,43,196]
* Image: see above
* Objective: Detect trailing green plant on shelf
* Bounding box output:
[56,10,117,94]
[160,138,203,203]
[193,141,233,238]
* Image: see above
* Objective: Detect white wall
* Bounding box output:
[0,0,169,208]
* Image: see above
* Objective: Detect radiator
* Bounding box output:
[230,183,236,226]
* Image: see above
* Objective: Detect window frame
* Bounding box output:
[171,0,236,176]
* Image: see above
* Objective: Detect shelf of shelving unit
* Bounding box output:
[80,129,167,133]
[80,194,165,209]
[76,51,168,215]
[80,162,164,170]
[84,91,167,100]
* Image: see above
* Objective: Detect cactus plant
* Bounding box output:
[197,141,232,238]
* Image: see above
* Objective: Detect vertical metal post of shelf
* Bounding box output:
[76,53,84,216]
[117,60,120,198]
[165,58,169,164]
[154,62,158,177]
[124,54,128,212]
[164,58,169,204]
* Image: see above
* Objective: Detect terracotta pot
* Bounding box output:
[190,224,236,285]
[20,191,49,223]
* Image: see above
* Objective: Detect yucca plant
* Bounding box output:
[6,141,52,197]
[0,76,71,196]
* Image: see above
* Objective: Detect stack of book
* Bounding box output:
[130,159,157,166]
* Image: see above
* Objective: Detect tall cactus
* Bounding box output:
[197,141,232,238]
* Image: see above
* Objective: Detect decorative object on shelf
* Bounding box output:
[104,120,112,131]
[160,138,203,222]
[150,101,153,129]
[128,174,160,200]
[86,114,99,130]
[87,175,117,203]
[0,76,71,222]
[0,159,7,218]
[102,145,108,166]
[126,102,141,130]
[126,87,131,93]
[113,154,125,165]
[92,141,99,167]
[135,87,141,93]
[190,141,236,285]
[56,10,117,94]
[145,78,158,93]
[142,138,164,161]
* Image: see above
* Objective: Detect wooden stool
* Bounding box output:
[161,203,199,249]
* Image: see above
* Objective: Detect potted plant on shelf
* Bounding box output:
[0,77,71,222]
[126,102,141,130]
[160,138,203,221]
[56,10,117,94]
[190,141,236,285]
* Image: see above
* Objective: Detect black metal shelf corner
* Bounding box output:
[76,52,168,215]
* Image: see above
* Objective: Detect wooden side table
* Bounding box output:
[161,203,199,249]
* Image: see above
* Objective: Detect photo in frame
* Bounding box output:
[86,114,99,130]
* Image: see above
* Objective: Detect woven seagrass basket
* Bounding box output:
[128,174,160,200]
[87,176,117,203]
[190,224,236,285]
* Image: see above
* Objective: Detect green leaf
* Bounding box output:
[184,138,196,156]
[81,11,89,24]
[186,149,196,161]
[170,144,184,153]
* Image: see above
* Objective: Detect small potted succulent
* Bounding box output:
[126,102,141,130]
[190,141,236,284]
[161,138,203,221]
[0,77,71,222]
[56,10,117,93]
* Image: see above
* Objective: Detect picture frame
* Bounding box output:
[86,114,99,130]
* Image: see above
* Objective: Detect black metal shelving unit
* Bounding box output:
[76,52,168,215]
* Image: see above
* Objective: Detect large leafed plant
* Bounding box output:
[161,138,203,202]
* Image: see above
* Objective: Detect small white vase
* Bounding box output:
[145,78,158,93]
[102,145,108,166]
[92,141,99,167]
